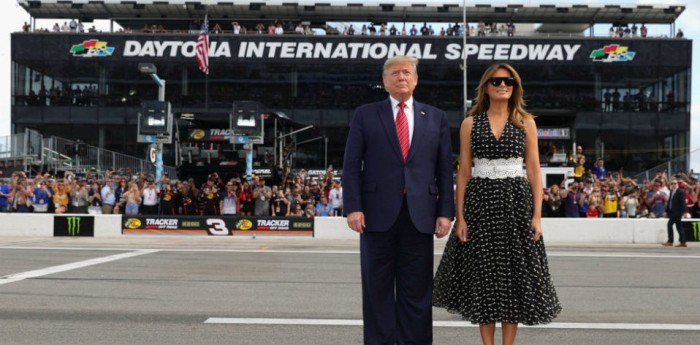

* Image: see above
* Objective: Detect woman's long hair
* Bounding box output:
[467,63,533,129]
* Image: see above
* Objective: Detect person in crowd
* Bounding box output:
[220,181,239,215]
[343,55,455,344]
[122,182,142,215]
[420,22,430,36]
[69,179,88,213]
[329,179,343,216]
[11,177,33,213]
[253,176,272,216]
[200,178,221,215]
[238,180,254,216]
[645,179,668,218]
[314,195,334,216]
[211,23,223,34]
[676,29,684,38]
[52,179,70,214]
[231,21,242,34]
[601,184,620,218]
[87,181,103,214]
[113,176,128,214]
[32,180,52,213]
[586,187,602,218]
[593,158,607,181]
[0,178,11,212]
[573,146,586,181]
[271,186,290,216]
[100,179,117,214]
[291,203,304,217]
[287,184,302,211]
[640,23,648,38]
[545,184,563,217]
[560,182,580,217]
[159,180,179,215]
[179,181,199,215]
[388,24,397,36]
[663,178,687,247]
[433,63,560,345]
[540,191,551,217]
[141,180,159,215]
[621,188,640,218]
[303,203,315,218]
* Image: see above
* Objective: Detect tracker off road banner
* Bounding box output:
[122,215,314,236]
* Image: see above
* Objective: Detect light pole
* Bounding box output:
[138,63,167,184]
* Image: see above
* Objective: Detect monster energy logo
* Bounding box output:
[66,217,81,236]
[692,222,700,241]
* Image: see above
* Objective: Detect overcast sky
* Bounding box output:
[0,0,697,169]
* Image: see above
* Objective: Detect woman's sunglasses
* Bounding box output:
[488,77,515,87]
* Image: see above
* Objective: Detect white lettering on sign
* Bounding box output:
[122,40,580,61]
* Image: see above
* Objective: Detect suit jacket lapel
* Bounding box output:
[378,99,404,162]
[407,100,427,162]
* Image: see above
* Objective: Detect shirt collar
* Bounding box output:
[389,96,414,111]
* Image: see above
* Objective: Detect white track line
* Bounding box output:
[204,318,700,331]
[2,246,700,259]
[0,249,159,285]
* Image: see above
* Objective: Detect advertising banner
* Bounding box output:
[122,215,314,236]
[681,220,700,242]
[13,33,692,67]
[54,215,95,237]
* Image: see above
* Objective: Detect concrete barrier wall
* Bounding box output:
[0,213,679,244]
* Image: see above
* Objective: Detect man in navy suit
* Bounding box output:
[343,56,455,344]
[663,178,687,247]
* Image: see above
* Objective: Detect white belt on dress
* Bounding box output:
[471,157,525,179]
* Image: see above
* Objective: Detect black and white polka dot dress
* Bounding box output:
[433,112,561,325]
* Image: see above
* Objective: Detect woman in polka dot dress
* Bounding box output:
[433,63,561,345]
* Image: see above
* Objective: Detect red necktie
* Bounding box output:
[396,102,409,161]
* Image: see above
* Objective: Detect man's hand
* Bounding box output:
[434,217,452,238]
[346,211,365,234]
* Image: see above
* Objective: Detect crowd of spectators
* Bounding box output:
[4,152,700,220]
[0,167,343,219]
[20,15,687,41]
[542,148,700,219]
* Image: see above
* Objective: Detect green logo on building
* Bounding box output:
[67,217,81,236]
[692,222,700,241]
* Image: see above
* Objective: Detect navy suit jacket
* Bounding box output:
[343,98,455,234]
[666,188,686,219]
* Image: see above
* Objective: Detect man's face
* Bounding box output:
[383,61,418,101]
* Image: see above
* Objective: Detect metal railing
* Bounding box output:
[43,137,178,177]
[632,148,697,182]
[0,130,177,178]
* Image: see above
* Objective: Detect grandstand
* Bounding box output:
[11,0,691,177]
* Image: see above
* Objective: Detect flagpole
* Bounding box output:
[204,9,209,112]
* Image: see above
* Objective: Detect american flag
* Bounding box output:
[195,15,209,74]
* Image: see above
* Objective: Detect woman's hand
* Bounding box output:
[531,217,542,241]
[454,218,468,242]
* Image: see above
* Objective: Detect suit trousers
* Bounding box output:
[667,215,686,243]
[360,197,434,345]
